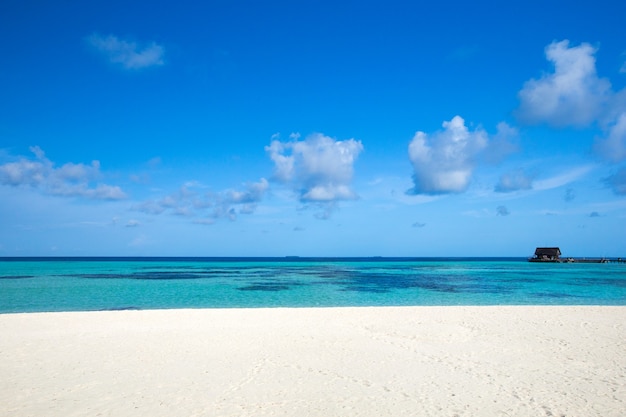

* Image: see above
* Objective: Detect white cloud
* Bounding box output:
[495,169,534,193]
[87,33,164,69]
[517,40,626,165]
[407,116,488,194]
[302,184,356,201]
[135,178,269,221]
[482,122,519,164]
[533,165,594,191]
[0,158,46,186]
[217,178,269,219]
[265,140,295,182]
[517,40,611,127]
[266,133,363,204]
[594,112,626,162]
[226,178,269,204]
[0,146,126,200]
[50,183,126,200]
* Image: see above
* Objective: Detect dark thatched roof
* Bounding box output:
[534,247,561,257]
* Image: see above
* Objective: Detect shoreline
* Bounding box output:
[2,306,625,416]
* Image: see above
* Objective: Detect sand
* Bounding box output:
[0,306,624,416]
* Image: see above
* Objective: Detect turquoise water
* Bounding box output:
[1,257,625,313]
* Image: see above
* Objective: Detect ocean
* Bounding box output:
[1,257,625,313]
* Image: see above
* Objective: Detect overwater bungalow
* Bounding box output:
[529,247,562,262]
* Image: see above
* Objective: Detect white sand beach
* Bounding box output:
[1,306,624,416]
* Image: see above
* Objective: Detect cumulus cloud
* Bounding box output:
[0,146,126,200]
[407,116,489,195]
[87,33,165,69]
[517,40,611,127]
[604,168,626,195]
[135,178,269,221]
[266,133,363,205]
[517,40,626,166]
[495,169,533,193]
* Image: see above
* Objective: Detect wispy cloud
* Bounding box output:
[87,33,165,69]
[0,146,126,200]
[407,116,517,195]
[135,178,269,221]
[533,165,594,191]
[489,165,594,198]
[266,133,363,216]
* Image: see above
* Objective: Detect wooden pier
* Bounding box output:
[528,247,625,263]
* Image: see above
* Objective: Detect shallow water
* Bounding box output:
[1,257,625,312]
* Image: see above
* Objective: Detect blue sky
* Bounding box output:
[1,0,626,257]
